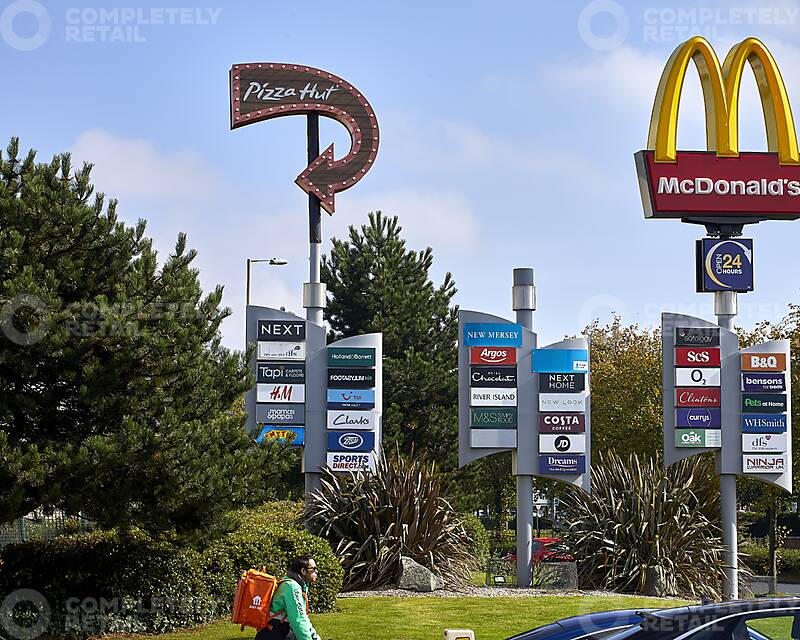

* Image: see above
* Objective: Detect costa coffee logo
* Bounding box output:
[538,413,585,433]
[469,346,516,366]
[675,387,721,408]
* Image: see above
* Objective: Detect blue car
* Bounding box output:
[506,609,655,640]
[504,600,787,640]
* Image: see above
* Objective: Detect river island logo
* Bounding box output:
[636,37,800,220]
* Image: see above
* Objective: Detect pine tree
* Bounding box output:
[322,212,459,466]
[0,138,290,537]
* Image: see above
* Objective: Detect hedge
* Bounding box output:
[201,501,343,613]
[460,513,490,569]
[740,542,800,582]
[0,529,217,637]
[0,502,342,638]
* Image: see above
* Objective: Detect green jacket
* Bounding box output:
[269,574,321,640]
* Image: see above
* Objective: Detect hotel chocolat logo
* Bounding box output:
[469,366,516,388]
[674,327,720,347]
[538,373,585,393]
[257,320,306,341]
[327,367,376,389]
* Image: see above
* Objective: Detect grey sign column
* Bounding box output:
[513,268,535,588]
[245,305,326,496]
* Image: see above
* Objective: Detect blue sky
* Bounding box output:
[4,0,800,349]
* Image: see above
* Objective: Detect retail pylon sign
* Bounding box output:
[638,36,800,600]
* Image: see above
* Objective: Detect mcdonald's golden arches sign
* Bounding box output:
[635,37,800,221]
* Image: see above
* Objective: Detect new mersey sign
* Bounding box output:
[635,37,800,221]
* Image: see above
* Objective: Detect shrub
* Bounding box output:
[561,451,743,599]
[460,513,490,568]
[0,529,216,637]
[304,451,473,590]
[741,541,800,581]
[201,501,342,613]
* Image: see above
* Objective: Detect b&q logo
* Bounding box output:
[635,36,800,221]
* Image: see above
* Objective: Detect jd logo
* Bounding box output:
[554,436,571,452]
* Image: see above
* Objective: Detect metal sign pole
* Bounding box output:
[304,114,326,497]
[513,268,536,587]
[716,258,739,601]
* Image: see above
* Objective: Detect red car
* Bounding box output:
[503,537,573,563]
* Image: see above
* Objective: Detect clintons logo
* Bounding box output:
[469,347,516,366]
[675,387,721,408]
[635,37,800,221]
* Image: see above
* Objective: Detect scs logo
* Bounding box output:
[675,347,720,367]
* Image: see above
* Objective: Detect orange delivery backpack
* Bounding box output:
[231,567,282,631]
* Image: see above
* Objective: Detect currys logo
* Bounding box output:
[327,430,375,452]
[676,408,721,428]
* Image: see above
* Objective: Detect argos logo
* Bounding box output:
[469,346,516,365]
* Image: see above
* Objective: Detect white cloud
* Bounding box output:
[71,130,221,204]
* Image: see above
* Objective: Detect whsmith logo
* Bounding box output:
[635,37,800,220]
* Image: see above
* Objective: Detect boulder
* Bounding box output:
[397,556,444,592]
[538,561,578,589]
[644,566,677,596]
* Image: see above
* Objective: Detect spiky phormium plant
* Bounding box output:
[560,450,747,598]
[303,450,472,591]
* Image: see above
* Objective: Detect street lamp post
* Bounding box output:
[246,258,288,306]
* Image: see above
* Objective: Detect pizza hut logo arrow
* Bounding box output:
[230,63,380,214]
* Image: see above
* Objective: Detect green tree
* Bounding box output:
[584,317,663,460]
[0,138,289,538]
[321,212,458,465]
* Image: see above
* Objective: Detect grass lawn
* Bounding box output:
[144,595,688,640]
